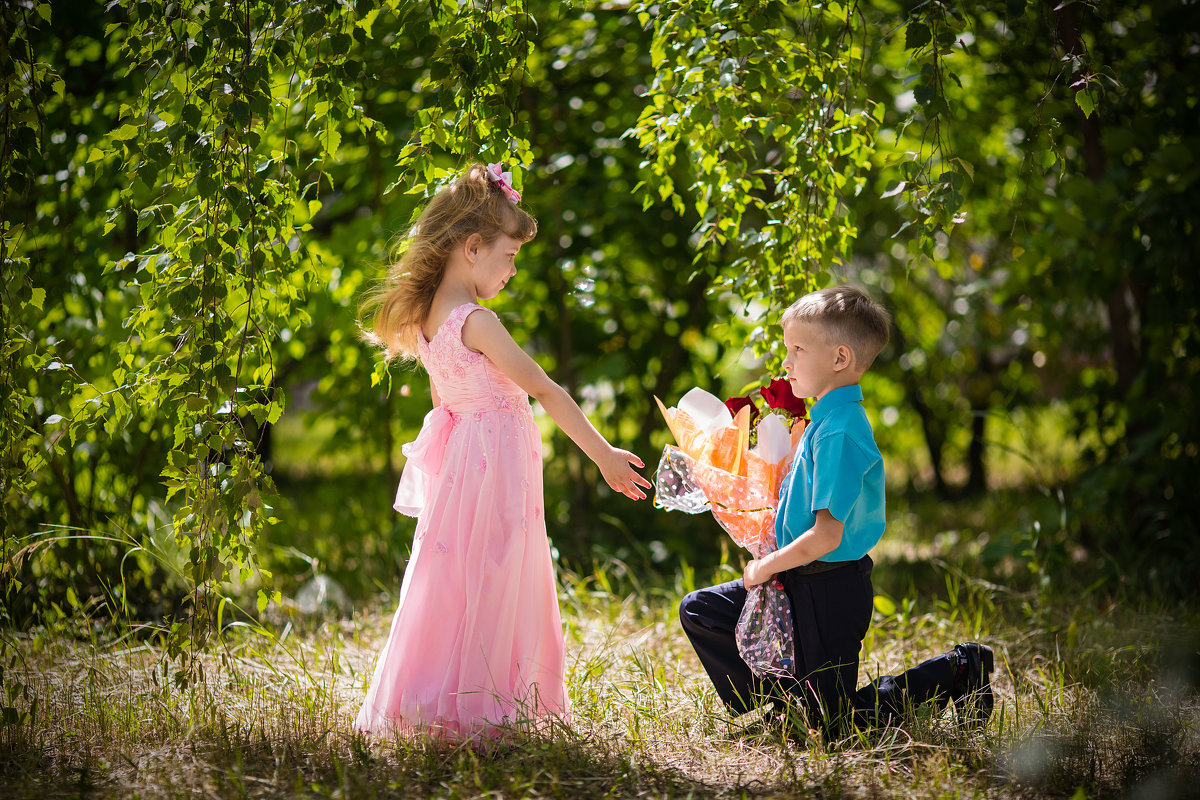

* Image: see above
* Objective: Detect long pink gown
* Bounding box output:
[354,303,569,739]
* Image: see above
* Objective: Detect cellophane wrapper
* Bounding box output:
[653,445,778,556]
[654,445,796,678]
[734,537,795,678]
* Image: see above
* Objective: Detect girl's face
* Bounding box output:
[470,234,522,300]
[781,319,845,401]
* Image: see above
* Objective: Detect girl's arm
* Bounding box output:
[743,509,843,588]
[430,377,441,406]
[463,310,653,500]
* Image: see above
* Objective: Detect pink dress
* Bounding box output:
[354,303,569,739]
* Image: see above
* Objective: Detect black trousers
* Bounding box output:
[678,556,958,731]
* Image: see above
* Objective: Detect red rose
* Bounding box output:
[760,378,807,418]
[723,393,760,424]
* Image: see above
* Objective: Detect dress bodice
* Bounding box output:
[417,303,528,414]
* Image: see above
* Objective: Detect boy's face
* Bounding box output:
[781,319,847,401]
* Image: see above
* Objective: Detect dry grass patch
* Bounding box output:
[2,562,1198,799]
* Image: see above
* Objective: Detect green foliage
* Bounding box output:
[2,0,734,640]
[2,0,391,671]
[631,0,880,356]
[4,515,1199,798]
[885,0,976,256]
[93,0,385,653]
[869,0,1200,587]
[2,0,62,571]
[390,0,536,192]
[4,0,1199,665]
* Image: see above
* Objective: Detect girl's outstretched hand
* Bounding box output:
[597,447,654,501]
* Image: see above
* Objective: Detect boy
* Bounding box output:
[679,285,994,732]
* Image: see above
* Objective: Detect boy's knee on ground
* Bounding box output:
[678,589,710,633]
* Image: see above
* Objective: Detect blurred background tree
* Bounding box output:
[849,0,1200,590]
[3,0,1197,641]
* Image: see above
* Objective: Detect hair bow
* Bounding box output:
[485,163,522,204]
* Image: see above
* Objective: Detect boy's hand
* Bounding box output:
[743,558,774,588]
[597,447,653,501]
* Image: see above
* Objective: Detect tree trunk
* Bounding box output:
[964,347,995,496]
[1047,0,1140,398]
[965,409,987,496]
[890,323,950,497]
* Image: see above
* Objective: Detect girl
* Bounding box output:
[354,163,652,740]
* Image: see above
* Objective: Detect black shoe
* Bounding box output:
[950,642,994,723]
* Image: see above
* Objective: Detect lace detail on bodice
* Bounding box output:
[417,303,529,414]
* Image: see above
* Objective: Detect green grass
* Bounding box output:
[4,524,1198,799]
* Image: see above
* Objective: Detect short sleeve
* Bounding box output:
[456,303,498,332]
[810,431,880,523]
[452,303,499,354]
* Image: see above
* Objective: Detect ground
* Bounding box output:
[4,537,1198,799]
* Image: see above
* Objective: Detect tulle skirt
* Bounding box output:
[353,406,569,740]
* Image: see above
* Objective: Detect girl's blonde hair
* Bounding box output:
[361,163,537,360]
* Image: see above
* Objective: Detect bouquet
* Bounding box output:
[655,379,807,678]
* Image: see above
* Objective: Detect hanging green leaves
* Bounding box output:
[630,0,881,357]
[886,1,974,259]
[390,0,536,205]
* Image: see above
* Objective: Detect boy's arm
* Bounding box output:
[744,509,843,588]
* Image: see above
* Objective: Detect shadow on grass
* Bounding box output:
[2,725,723,800]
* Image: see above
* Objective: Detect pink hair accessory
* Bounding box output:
[485,163,521,203]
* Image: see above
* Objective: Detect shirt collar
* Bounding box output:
[809,384,863,425]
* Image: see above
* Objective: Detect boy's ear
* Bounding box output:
[833,343,855,373]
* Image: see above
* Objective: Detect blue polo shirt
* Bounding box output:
[775,384,885,562]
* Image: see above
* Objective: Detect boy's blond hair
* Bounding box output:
[782,285,891,370]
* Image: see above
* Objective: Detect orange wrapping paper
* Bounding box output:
[655,396,805,557]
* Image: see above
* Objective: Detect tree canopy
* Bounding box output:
[3,0,1198,667]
